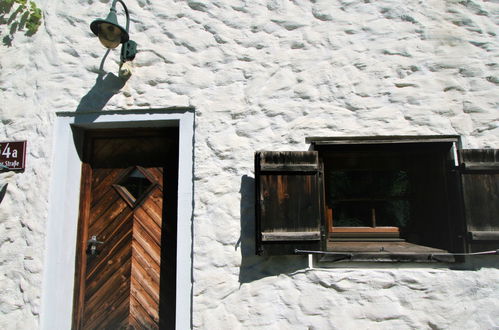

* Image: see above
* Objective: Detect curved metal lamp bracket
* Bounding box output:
[113,0,137,62]
[113,0,130,33]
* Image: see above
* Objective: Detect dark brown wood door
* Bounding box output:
[73,129,178,330]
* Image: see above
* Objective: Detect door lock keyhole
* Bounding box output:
[87,235,104,256]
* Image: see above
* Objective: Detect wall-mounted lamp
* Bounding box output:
[90,0,137,63]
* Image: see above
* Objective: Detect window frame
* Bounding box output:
[255,135,498,263]
[310,136,463,257]
[322,153,412,239]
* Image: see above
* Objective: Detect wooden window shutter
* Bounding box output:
[460,149,499,252]
[255,151,324,255]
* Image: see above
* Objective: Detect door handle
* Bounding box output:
[87,235,104,256]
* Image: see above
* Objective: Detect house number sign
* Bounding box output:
[0,141,27,171]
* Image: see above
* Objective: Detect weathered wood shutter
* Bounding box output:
[460,149,499,252]
[255,151,323,255]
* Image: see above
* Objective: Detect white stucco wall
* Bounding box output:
[0,0,498,328]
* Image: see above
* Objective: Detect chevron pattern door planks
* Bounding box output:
[72,129,178,330]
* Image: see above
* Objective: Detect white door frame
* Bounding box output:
[40,108,194,329]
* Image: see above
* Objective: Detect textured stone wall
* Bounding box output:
[0,0,498,328]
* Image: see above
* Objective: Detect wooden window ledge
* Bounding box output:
[321,241,456,263]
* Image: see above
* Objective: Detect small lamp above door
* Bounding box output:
[90,0,137,63]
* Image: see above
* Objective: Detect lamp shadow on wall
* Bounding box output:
[237,175,308,284]
[75,49,129,115]
[71,50,129,161]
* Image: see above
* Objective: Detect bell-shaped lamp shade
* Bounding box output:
[98,23,123,48]
[90,9,129,49]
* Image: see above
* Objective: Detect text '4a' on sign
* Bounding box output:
[0,141,27,171]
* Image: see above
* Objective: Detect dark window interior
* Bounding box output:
[318,142,457,252]
[327,169,410,227]
[118,168,154,201]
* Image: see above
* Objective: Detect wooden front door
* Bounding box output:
[72,128,178,329]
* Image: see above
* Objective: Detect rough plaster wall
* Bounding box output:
[0,0,498,328]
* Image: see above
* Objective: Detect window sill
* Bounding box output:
[321,241,456,263]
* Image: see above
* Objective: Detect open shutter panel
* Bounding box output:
[460,149,499,252]
[255,151,323,255]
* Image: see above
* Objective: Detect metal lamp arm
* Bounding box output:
[109,0,136,64]
[111,0,130,33]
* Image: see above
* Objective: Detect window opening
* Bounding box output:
[119,168,153,200]
[255,136,499,261]
[318,142,458,254]
[327,169,410,228]
[113,167,155,207]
